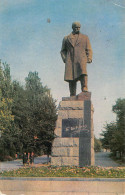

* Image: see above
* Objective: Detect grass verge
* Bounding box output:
[0,166,125,178]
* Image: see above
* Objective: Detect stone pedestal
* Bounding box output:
[51,92,94,166]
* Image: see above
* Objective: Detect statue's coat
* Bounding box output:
[61,33,92,81]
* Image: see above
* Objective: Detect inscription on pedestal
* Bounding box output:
[62,118,84,137]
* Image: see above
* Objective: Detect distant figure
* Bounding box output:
[23,152,27,165]
[15,153,17,159]
[30,152,34,165]
[61,22,92,96]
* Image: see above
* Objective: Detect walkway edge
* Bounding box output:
[0,177,125,182]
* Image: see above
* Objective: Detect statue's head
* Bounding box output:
[72,22,81,34]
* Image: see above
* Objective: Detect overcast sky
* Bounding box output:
[0,0,125,138]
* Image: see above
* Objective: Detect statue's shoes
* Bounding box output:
[82,87,88,92]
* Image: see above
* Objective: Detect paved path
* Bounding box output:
[95,152,124,167]
[0,152,124,172]
[0,155,50,172]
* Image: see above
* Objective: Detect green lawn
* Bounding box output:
[0,166,125,178]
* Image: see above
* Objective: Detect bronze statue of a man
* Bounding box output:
[61,22,92,96]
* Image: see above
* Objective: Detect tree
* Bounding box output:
[0,61,12,98]
[11,71,57,155]
[24,71,57,155]
[0,61,14,133]
[0,91,14,133]
[112,99,125,158]
[94,137,102,152]
[0,61,14,160]
[0,61,57,161]
[101,98,125,160]
[34,95,57,156]
[11,80,29,154]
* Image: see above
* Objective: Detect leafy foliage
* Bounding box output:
[94,137,102,152]
[0,61,57,160]
[0,61,15,160]
[21,71,57,154]
[101,99,125,160]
